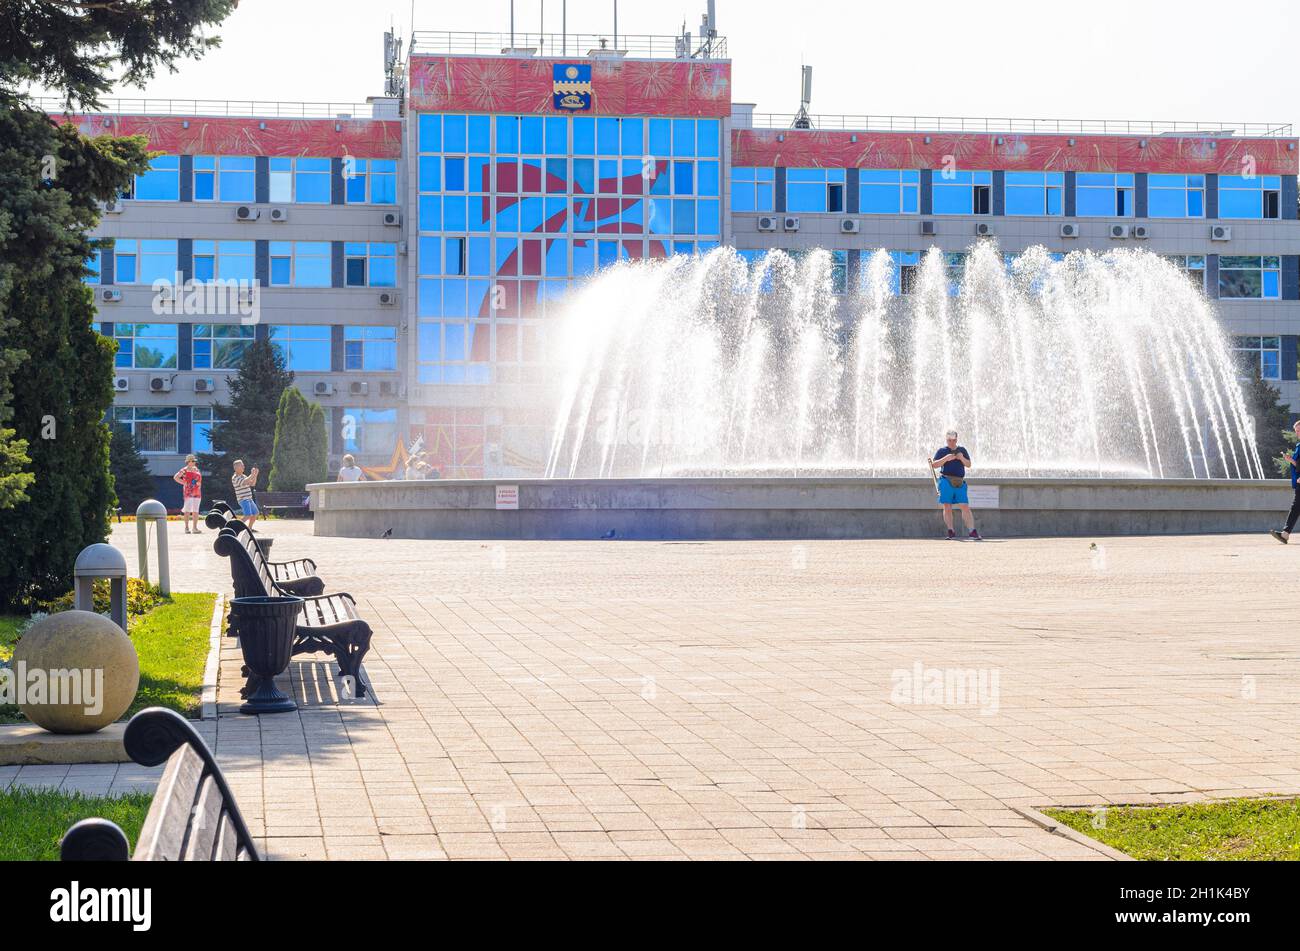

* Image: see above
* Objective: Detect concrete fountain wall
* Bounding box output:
[309,478,1292,541]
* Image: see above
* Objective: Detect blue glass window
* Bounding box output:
[270,325,331,372]
[1003,171,1064,216]
[191,407,222,454]
[572,117,594,155]
[468,115,491,153]
[859,170,921,215]
[193,156,216,201]
[497,116,519,154]
[294,158,332,203]
[697,119,720,158]
[621,118,643,156]
[649,119,672,158]
[597,118,619,155]
[112,239,178,285]
[1233,336,1282,380]
[443,115,467,153]
[731,168,776,213]
[1219,174,1283,220]
[133,155,180,201]
[192,324,255,370]
[932,170,992,215]
[1148,174,1206,218]
[1219,256,1281,299]
[786,168,847,213]
[217,157,255,203]
[419,114,441,153]
[1075,173,1135,217]
[344,326,397,372]
[341,408,397,455]
[521,116,544,154]
[269,241,292,286]
[546,116,568,155]
[294,242,332,287]
[112,407,178,453]
[114,324,178,369]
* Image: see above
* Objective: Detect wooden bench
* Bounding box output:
[256,490,311,516]
[214,527,372,698]
[204,508,324,597]
[61,707,259,861]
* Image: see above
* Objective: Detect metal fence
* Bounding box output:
[34,96,382,119]
[410,30,727,59]
[743,113,1294,138]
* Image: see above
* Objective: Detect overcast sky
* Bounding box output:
[94,0,1297,132]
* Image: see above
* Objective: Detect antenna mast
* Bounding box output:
[793,65,813,129]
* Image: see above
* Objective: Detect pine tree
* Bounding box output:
[1239,371,1294,477]
[0,2,239,607]
[197,338,292,490]
[109,426,156,513]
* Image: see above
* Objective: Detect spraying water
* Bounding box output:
[545,243,1263,481]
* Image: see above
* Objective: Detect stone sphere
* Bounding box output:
[13,611,139,734]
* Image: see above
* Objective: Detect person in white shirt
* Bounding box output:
[337,454,364,483]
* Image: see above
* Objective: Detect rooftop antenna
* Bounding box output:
[613,0,618,51]
[793,65,813,129]
[700,0,718,52]
[383,27,405,98]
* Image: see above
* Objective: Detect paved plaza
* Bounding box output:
[9,522,1300,861]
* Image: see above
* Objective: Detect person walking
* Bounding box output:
[231,459,260,529]
[1269,421,1300,544]
[172,454,203,534]
[337,454,365,482]
[931,430,982,541]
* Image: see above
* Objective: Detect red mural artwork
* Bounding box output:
[732,129,1300,176]
[409,55,731,117]
[52,114,402,158]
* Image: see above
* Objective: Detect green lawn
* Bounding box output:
[0,787,153,861]
[0,593,214,723]
[1047,798,1300,861]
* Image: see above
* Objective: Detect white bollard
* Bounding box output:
[73,543,129,632]
[135,499,171,596]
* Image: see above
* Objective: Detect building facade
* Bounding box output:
[65,29,1300,503]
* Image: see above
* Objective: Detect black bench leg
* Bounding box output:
[335,624,373,699]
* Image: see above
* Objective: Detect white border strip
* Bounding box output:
[1014,806,1135,861]
[200,593,224,720]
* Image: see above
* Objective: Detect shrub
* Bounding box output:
[36,577,164,617]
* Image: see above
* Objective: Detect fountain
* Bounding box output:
[546,243,1263,482]
[312,243,1289,540]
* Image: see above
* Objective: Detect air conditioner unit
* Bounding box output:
[1109,224,1130,239]
[269,207,289,222]
[235,205,260,221]
[193,378,215,393]
[782,216,801,232]
[349,381,369,396]
[313,381,336,397]
[149,376,172,393]
[100,288,123,303]
[102,200,123,215]
[975,222,995,237]
[154,283,176,301]
[382,211,401,227]
[921,221,936,237]
[378,291,399,306]
[1132,224,1151,240]
[1060,223,1080,238]
[1211,225,1232,241]
[840,218,860,234]
[756,215,779,232]
[379,381,398,397]
[113,376,130,392]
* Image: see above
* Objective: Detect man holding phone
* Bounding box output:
[931,430,981,541]
[231,459,261,528]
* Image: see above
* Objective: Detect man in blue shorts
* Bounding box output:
[931,430,981,541]
[231,459,260,529]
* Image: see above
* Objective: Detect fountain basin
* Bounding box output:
[309,478,1291,541]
